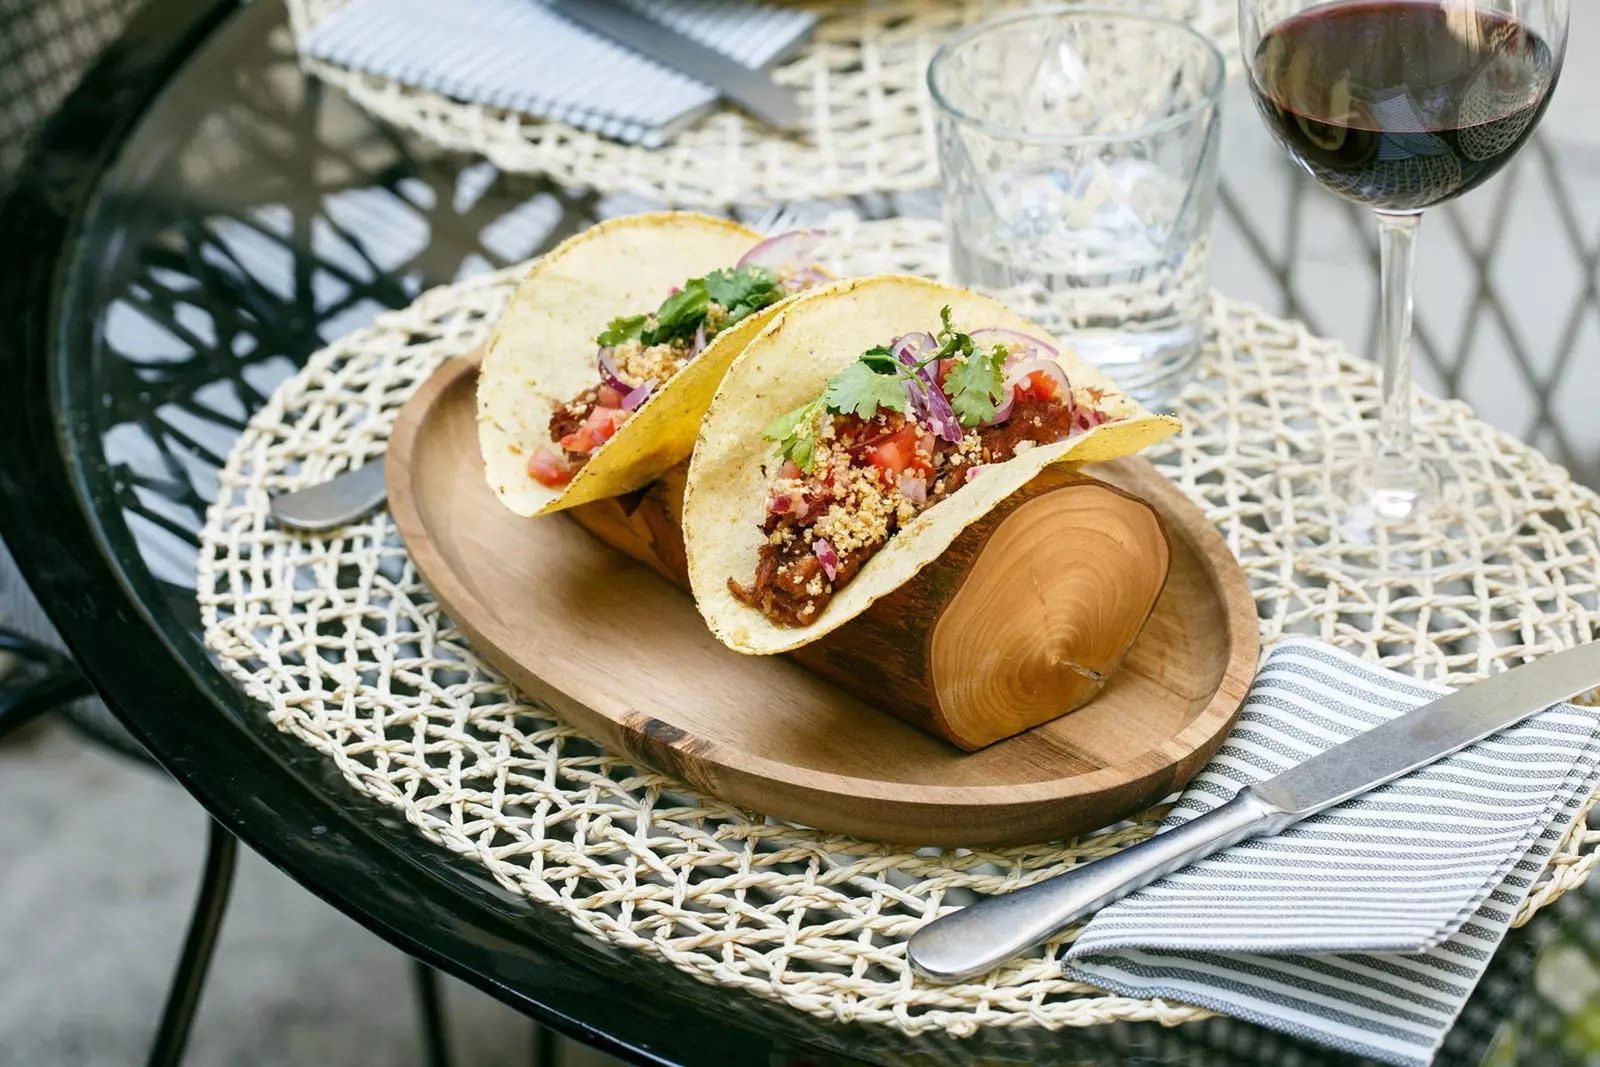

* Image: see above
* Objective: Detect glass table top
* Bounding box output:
[5,0,1600,1063]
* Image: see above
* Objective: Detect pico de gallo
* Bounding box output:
[525,231,830,488]
[727,308,1117,627]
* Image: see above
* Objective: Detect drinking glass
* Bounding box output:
[929,9,1225,404]
[1240,0,1569,572]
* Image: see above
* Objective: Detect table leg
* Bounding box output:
[531,1020,557,1067]
[145,819,238,1067]
[0,628,93,738]
[413,959,454,1067]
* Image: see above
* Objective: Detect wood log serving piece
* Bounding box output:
[571,465,1171,750]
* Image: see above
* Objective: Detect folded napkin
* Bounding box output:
[300,0,816,147]
[1064,638,1600,1067]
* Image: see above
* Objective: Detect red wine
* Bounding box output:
[1251,0,1557,211]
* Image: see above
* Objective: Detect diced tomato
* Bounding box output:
[936,358,956,388]
[779,460,802,481]
[1015,369,1060,403]
[559,406,630,454]
[597,384,625,409]
[866,424,920,485]
[527,447,574,487]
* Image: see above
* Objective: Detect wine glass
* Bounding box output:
[1239,0,1569,573]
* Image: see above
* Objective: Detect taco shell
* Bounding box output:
[683,274,1182,655]
[478,211,789,516]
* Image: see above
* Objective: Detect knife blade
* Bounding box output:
[549,0,805,132]
[907,639,1600,983]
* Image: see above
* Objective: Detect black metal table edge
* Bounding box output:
[0,3,871,1064]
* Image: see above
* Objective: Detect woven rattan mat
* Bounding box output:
[197,216,1600,1036]
[285,0,1236,208]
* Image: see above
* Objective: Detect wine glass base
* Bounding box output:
[1267,445,1527,577]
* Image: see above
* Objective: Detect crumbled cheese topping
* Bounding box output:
[810,434,899,555]
[607,300,731,387]
[613,338,686,386]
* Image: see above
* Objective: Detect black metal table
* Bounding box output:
[4,2,1600,1064]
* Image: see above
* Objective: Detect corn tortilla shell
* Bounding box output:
[683,274,1182,655]
[478,211,786,516]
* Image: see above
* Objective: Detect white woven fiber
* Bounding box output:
[196,216,1600,1037]
[284,0,1238,207]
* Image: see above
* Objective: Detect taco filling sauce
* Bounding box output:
[728,310,1117,627]
[525,232,828,487]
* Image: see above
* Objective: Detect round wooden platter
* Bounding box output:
[387,356,1260,846]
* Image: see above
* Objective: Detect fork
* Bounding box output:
[268,206,818,531]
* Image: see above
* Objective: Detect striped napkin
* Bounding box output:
[1063,638,1600,1067]
[300,0,816,147]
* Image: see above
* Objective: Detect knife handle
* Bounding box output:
[906,789,1293,983]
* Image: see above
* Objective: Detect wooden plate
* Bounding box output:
[388,356,1259,845]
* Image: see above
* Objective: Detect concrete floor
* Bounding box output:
[0,718,620,1067]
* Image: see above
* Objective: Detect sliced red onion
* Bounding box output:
[782,265,832,293]
[964,464,989,483]
[969,328,1059,359]
[892,332,962,443]
[812,537,839,581]
[689,322,708,357]
[981,357,1071,426]
[738,229,825,272]
[1074,406,1110,433]
[1003,358,1072,404]
[982,391,1015,427]
[890,332,935,362]
[770,493,793,515]
[597,349,630,393]
[621,379,656,410]
[896,473,927,506]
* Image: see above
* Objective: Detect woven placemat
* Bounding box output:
[285,0,1236,208]
[196,216,1600,1037]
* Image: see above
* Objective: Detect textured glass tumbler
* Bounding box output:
[929,9,1225,404]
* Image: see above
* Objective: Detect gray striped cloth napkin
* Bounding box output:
[1063,637,1600,1067]
[300,0,816,147]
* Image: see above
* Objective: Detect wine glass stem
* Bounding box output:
[1374,209,1422,469]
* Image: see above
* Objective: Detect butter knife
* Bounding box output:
[549,0,805,131]
[907,639,1600,983]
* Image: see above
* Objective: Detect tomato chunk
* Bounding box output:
[1015,369,1060,403]
[559,406,630,454]
[527,447,574,487]
[597,384,625,409]
[866,424,920,485]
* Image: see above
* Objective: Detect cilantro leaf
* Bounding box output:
[933,305,975,363]
[706,265,777,310]
[824,361,911,420]
[762,397,825,472]
[858,344,899,375]
[596,314,647,348]
[945,343,1008,427]
[642,279,710,345]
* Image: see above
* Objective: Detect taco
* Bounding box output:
[477,212,830,516]
[683,275,1181,654]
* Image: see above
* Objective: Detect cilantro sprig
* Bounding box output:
[765,306,994,473]
[597,265,782,349]
[823,361,911,420]
[930,306,1008,428]
[762,397,825,472]
[596,314,647,348]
